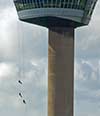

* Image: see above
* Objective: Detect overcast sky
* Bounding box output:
[0,0,100,116]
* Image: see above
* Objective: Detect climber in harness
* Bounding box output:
[19,93,23,98]
[23,99,26,104]
[18,80,23,84]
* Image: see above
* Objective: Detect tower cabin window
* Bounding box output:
[14,0,88,11]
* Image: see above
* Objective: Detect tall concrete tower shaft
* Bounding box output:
[48,27,74,116]
[13,0,98,116]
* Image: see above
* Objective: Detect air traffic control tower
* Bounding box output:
[14,0,98,116]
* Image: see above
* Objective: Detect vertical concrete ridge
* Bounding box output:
[48,27,74,116]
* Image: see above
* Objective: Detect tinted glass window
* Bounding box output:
[14,0,87,11]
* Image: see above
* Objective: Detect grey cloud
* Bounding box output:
[0,6,48,63]
[0,2,48,115]
[0,58,47,116]
[75,58,100,116]
[0,0,14,10]
[75,59,100,90]
[75,1,100,59]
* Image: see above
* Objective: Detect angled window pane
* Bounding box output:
[14,0,89,10]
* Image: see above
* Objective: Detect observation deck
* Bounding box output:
[14,0,97,27]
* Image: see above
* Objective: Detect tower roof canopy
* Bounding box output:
[14,0,98,27]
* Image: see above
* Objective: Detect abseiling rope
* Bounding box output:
[17,21,21,81]
[17,21,25,84]
[17,21,27,106]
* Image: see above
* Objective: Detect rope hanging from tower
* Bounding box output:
[17,21,27,105]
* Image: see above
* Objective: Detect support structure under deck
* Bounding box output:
[48,27,74,116]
